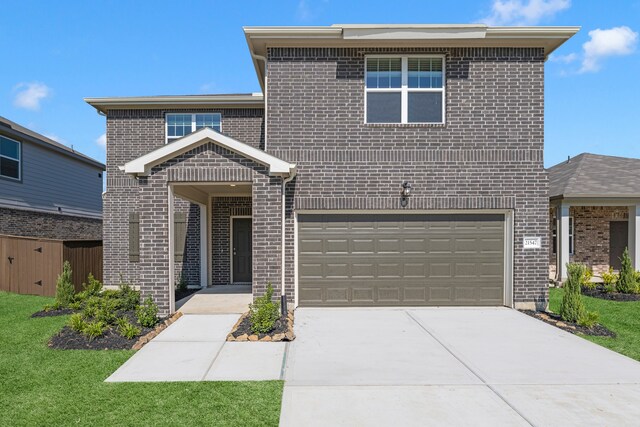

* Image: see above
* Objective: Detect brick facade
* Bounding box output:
[267,47,548,308]
[0,207,101,240]
[549,206,629,277]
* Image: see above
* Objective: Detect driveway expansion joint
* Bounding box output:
[404,310,536,427]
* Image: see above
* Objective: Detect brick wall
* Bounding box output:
[267,47,548,308]
[0,207,101,240]
[549,206,629,277]
[104,108,264,290]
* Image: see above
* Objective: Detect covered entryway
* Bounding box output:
[297,213,507,307]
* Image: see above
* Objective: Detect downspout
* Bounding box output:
[250,52,268,150]
[280,169,296,315]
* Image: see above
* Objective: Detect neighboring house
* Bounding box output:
[86,24,578,316]
[0,116,104,240]
[548,153,640,280]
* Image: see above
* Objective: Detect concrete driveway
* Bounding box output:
[281,307,640,426]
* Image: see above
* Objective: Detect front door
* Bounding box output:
[609,221,629,270]
[232,218,252,283]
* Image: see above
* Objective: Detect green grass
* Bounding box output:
[549,287,640,361]
[0,291,283,426]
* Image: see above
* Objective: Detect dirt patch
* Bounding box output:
[49,325,153,350]
[32,308,74,318]
[522,310,615,337]
[581,286,640,302]
[228,311,295,342]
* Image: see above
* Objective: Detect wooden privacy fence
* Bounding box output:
[0,235,102,297]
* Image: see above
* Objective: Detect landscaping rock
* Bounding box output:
[285,330,295,341]
[237,334,248,341]
[272,333,285,341]
[248,335,259,341]
[556,321,567,327]
[260,335,272,342]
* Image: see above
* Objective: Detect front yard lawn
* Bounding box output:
[550,287,640,361]
[0,291,283,426]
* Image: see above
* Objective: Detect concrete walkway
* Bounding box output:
[106,314,287,382]
[176,285,252,314]
[281,307,640,426]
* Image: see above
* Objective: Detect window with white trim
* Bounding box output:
[552,216,574,255]
[0,135,21,180]
[365,56,445,124]
[166,113,221,143]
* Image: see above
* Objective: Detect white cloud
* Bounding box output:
[44,133,66,144]
[296,0,312,22]
[481,0,570,25]
[580,26,638,72]
[549,52,578,63]
[96,133,106,148]
[13,82,52,111]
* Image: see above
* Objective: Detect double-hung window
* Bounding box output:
[166,113,221,143]
[365,56,445,124]
[552,216,574,254]
[0,135,21,180]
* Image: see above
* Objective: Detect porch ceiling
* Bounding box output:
[173,183,251,205]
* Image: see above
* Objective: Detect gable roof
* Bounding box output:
[123,127,296,177]
[548,153,640,199]
[244,24,580,90]
[0,116,105,170]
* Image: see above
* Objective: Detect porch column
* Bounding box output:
[629,204,640,269]
[168,185,176,314]
[557,203,570,281]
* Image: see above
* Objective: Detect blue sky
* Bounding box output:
[0,0,638,167]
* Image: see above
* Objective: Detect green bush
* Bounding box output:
[176,274,187,291]
[136,297,159,328]
[82,273,103,296]
[54,261,75,308]
[581,268,596,290]
[117,319,141,339]
[249,284,280,334]
[82,321,106,341]
[68,313,87,333]
[95,298,118,325]
[601,267,617,288]
[577,311,600,328]
[616,248,637,294]
[116,283,141,311]
[82,296,102,318]
[560,263,587,323]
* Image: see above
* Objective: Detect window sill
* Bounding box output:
[364,122,446,128]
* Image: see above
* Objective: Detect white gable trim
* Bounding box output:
[123,128,296,177]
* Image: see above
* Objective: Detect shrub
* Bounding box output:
[176,274,187,291]
[54,261,75,308]
[249,284,280,334]
[68,313,87,333]
[82,296,102,318]
[581,268,595,290]
[601,267,617,288]
[117,320,141,339]
[616,248,637,294]
[578,311,600,329]
[116,283,141,311]
[95,298,118,325]
[82,321,106,341]
[82,273,103,297]
[136,297,159,328]
[560,263,587,323]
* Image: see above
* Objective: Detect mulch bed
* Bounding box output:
[48,325,153,350]
[228,311,295,342]
[175,287,200,301]
[31,308,74,318]
[522,310,615,337]
[581,285,640,302]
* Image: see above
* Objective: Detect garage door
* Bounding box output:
[297,214,505,306]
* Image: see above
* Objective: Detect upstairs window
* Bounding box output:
[166,113,221,143]
[0,135,21,180]
[365,56,445,124]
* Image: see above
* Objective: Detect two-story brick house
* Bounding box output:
[86,24,578,316]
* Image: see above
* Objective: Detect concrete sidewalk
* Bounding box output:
[106,314,287,382]
[281,307,640,426]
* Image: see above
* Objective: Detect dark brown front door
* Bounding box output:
[232,218,252,283]
[610,221,629,270]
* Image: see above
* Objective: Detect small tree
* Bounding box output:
[249,284,280,334]
[55,261,75,308]
[616,248,636,294]
[559,263,587,323]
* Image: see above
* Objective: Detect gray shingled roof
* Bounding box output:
[548,153,640,199]
[0,116,105,169]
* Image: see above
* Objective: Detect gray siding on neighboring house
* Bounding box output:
[103,109,264,288]
[0,135,103,216]
[266,47,548,307]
